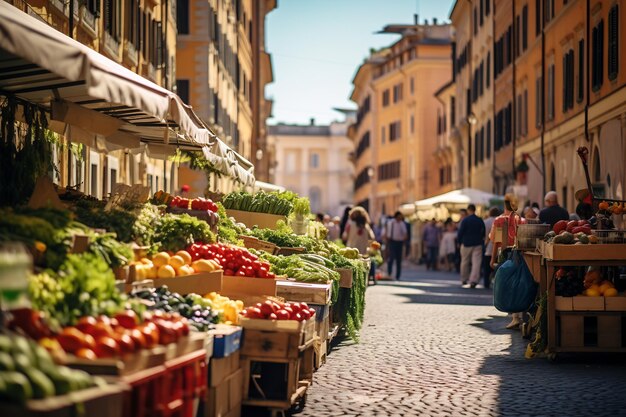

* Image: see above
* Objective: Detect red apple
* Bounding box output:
[93,336,119,358]
[114,311,138,329]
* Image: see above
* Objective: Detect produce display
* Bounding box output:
[240,300,315,322]
[222,191,293,215]
[153,213,215,252]
[255,252,339,283]
[542,220,597,244]
[202,292,244,324]
[186,243,275,278]
[72,199,139,243]
[0,333,105,403]
[129,249,221,280]
[132,286,218,331]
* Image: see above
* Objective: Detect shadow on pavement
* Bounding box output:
[473,314,626,416]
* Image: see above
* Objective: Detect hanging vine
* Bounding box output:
[0,98,56,206]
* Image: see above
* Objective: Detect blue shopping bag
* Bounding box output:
[493,250,538,313]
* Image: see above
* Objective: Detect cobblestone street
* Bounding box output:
[302,262,626,417]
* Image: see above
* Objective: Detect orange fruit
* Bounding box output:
[604,288,618,297]
[176,251,192,265]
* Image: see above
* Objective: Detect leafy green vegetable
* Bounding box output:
[73,199,139,242]
[331,255,368,343]
[222,191,293,215]
[29,253,125,326]
[216,202,245,244]
[153,213,215,252]
[87,233,133,269]
[132,203,162,249]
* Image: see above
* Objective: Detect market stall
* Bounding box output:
[522,148,626,360]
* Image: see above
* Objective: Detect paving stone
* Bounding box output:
[297,262,626,416]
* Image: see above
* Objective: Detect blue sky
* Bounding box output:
[266,0,455,125]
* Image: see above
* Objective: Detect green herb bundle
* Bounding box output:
[153,213,215,252]
[222,191,293,215]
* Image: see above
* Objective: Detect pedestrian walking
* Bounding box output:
[439,221,457,272]
[339,206,352,244]
[490,194,527,329]
[326,215,341,241]
[384,211,408,280]
[342,207,375,255]
[482,206,501,289]
[457,204,485,288]
[539,191,569,227]
[422,218,442,271]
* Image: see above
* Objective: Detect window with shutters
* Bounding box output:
[523,89,528,135]
[156,21,163,67]
[382,90,390,107]
[592,20,604,91]
[577,39,584,102]
[451,96,456,125]
[381,126,386,144]
[486,119,491,158]
[535,75,542,127]
[608,5,619,81]
[561,49,574,112]
[474,7,478,35]
[535,0,542,35]
[505,102,512,145]
[176,80,190,103]
[480,126,485,162]
[393,84,403,103]
[547,63,555,120]
[544,0,553,25]
[474,133,479,166]
[480,0,484,26]
[104,0,121,41]
[516,15,521,58]
[177,0,189,34]
[522,5,528,51]
[516,93,522,138]
[127,0,138,45]
[389,121,401,142]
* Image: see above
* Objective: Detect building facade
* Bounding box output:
[268,116,355,217]
[7,0,179,198]
[176,0,275,182]
[349,21,453,223]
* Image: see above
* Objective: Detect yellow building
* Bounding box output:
[176,0,275,183]
[350,21,453,222]
[268,114,355,216]
[513,0,626,213]
[6,0,179,197]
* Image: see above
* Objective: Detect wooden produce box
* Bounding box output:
[558,313,626,349]
[226,209,286,230]
[313,338,327,370]
[539,241,626,261]
[240,235,278,254]
[275,280,332,305]
[209,352,241,387]
[65,346,167,376]
[209,325,243,358]
[151,270,223,295]
[0,383,126,417]
[221,275,277,299]
[336,268,353,288]
[605,296,626,311]
[205,368,243,417]
[239,318,316,359]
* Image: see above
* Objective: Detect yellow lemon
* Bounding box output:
[586,288,601,297]
[168,255,185,269]
[176,251,192,265]
[604,288,618,297]
[599,281,614,294]
[157,264,176,279]
[152,252,170,267]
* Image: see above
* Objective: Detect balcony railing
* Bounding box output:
[7,0,48,23]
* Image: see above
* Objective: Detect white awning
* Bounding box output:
[415,188,503,209]
[0,1,209,147]
[202,140,255,186]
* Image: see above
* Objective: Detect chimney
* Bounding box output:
[424,18,428,25]
[433,17,438,25]
[310,118,315,126]
[414,13,419,25]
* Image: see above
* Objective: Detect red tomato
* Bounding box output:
[283,307,293,316]
[300,309,311,320]
[269,313,278,320]
[290,303,302,313]
[252,260,262,270]
[257,268,268,278]
[244,268,255,277]
[300,302,309,310]
[267,272,276,279]
[275,309,290,320]
[224,269,235,276]
[291,312,303,321]
[308,308,316,317]
[247,307,262,319]
[237,269,247,277]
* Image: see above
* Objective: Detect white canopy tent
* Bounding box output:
[0,1,255,185]
[414,188,503,221]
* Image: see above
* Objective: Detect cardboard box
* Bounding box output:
[221,275,277,298]
[572,296,605,311]
[555,296,573,311]
[605,296,626,311]
[209,325,242,358]
[225,209,286,230]
[539,242,626,261]
[275,280,332,305]
[209,352,240,387]
[152,270,223,295]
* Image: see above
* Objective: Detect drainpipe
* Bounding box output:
[512,0,517,185]
[467,0,473,189]
[585,0,590,143]
[540,8,546,197]
[491,0,496,194]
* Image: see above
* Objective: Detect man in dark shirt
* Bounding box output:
[457,204,485,288]
[539,191,570,227]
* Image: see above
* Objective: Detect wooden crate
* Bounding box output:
[558,313,626,350]
[240,319,315,360]
[240,235,278,254]
[572,296,605,311]
[226,209,286,230]
[0,384,126,417]
[313,339,327,370]
[606,296,626,311]
[336,268,353,288]
[241,347,314,410]
[522,251,543,284]
[555,296,573,311]
[275,280,332,304]
[221,275,277,298]
[151,271,223,295]
[539,242,626,261]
